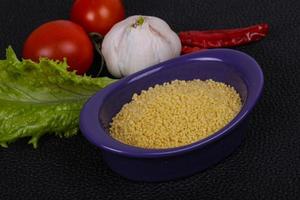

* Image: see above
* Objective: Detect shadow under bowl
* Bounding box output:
[80,48,264,182]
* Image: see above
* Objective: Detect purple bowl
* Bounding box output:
[80,49,264,182]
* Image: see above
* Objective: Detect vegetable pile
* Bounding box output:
[0,0,269,147]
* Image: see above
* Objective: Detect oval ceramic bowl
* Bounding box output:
[80,49,264,182]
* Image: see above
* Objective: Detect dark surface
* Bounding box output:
[0,0,299,199]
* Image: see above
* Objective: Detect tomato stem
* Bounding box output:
[89,32,105,77]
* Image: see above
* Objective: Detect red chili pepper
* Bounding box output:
[181,46,203,54]
[179,23,269,54]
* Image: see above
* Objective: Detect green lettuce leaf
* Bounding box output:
[0,47,115,148]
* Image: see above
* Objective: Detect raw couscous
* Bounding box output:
[110,79,242,149]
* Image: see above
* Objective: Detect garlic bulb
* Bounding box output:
[102,15,181,78]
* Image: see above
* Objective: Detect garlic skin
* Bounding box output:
[102,15,182,78]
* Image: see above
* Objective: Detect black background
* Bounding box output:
[0,0,299,199]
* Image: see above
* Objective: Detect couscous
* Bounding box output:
[110,79,242,149]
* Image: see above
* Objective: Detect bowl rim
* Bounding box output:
[80,48,264,158]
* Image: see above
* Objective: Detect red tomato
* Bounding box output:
[70,0,125,35]
[23,20,94,75]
